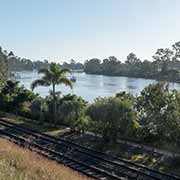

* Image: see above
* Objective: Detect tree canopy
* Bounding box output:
[84,41,180,83]
[0,47,8,85]
[31,63,72,123]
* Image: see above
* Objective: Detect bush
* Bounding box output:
[87,96,138,143]
[57,94,87,130]
[0,80,41,118]
[136,82,180,144]
[46,94,87,130]
[1,80,180,148]
[30,97,48,122]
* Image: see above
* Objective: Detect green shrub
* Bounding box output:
[137,82,180,144]
[87,96,138,143]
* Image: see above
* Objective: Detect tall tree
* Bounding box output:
[172,41,180,61]
[87,97,138,144]
[153,48,174,74]
[84,58,102,74]
[31,63,72,124]
[125,53,141,65]
[136,82,180,143]
[0,47,8,86]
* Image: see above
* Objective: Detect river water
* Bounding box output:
[17,71,180,102]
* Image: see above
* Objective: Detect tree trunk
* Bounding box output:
[52,83,57,125]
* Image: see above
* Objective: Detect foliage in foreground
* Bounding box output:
[87,84,180,147]
[0,79,180,149]
[137,83,180,144]
[87,96,138,143]
[31,63,72,124]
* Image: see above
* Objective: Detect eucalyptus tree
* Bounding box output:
[87,96,138,144]
[31,63,72,123]
[153,48,174,74]
[136,82,180,144]
[84,58,102,74]
[172,41,180,61]
[0,47,8,85]
[125,53,140,65]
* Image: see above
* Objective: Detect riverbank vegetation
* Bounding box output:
[1,80,180,175]
[0,47,83,72]
[0,138,91,180]
[1,52,180,172]
[87,83,180,152]
[1,41,180,83]
[0,60,180,150]
[84,41,180,83]
[31,63,73,123]
[0,77,180,154]
[0,47,8,85]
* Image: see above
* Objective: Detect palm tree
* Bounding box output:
[31,63,72,123]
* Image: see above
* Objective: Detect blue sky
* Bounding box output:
[0,0,180,63]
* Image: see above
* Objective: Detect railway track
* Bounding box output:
[0,118,179,180]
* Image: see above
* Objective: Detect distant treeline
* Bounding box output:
[1,41,180,83]
[0,47,84,72]
[84,41,180,83]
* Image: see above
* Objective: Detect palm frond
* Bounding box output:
[38,68,52,79]
[31,79,50,90]
[59,67,72,75]
[58,76,73,89]
[50,63,59,74]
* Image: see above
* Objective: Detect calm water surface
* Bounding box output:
[17,71,180,102]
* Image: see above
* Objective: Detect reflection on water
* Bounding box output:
[17,71,180,103]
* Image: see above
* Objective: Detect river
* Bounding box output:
[17,71,180,102]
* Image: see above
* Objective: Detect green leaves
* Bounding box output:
[54,94,87,131]
[0,48,8,84]
[137,82,180,144]
[31,63,73,124]
[0,80,38,114]
[86,82,180,146]
[32,63,72,89]
[87,96,138,143]
[58,76,73,89]
[31,79,50,90]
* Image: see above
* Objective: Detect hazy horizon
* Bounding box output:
[1,0,180,63]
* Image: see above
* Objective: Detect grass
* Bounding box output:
[0,137,92,180]
[0,111,70,136]
[70,134,180,176]
[130,153,180,174]
[1,112,180,176]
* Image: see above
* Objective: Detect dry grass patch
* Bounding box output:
[0,138,92,180]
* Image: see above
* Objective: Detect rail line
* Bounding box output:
[0,118,179,180]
